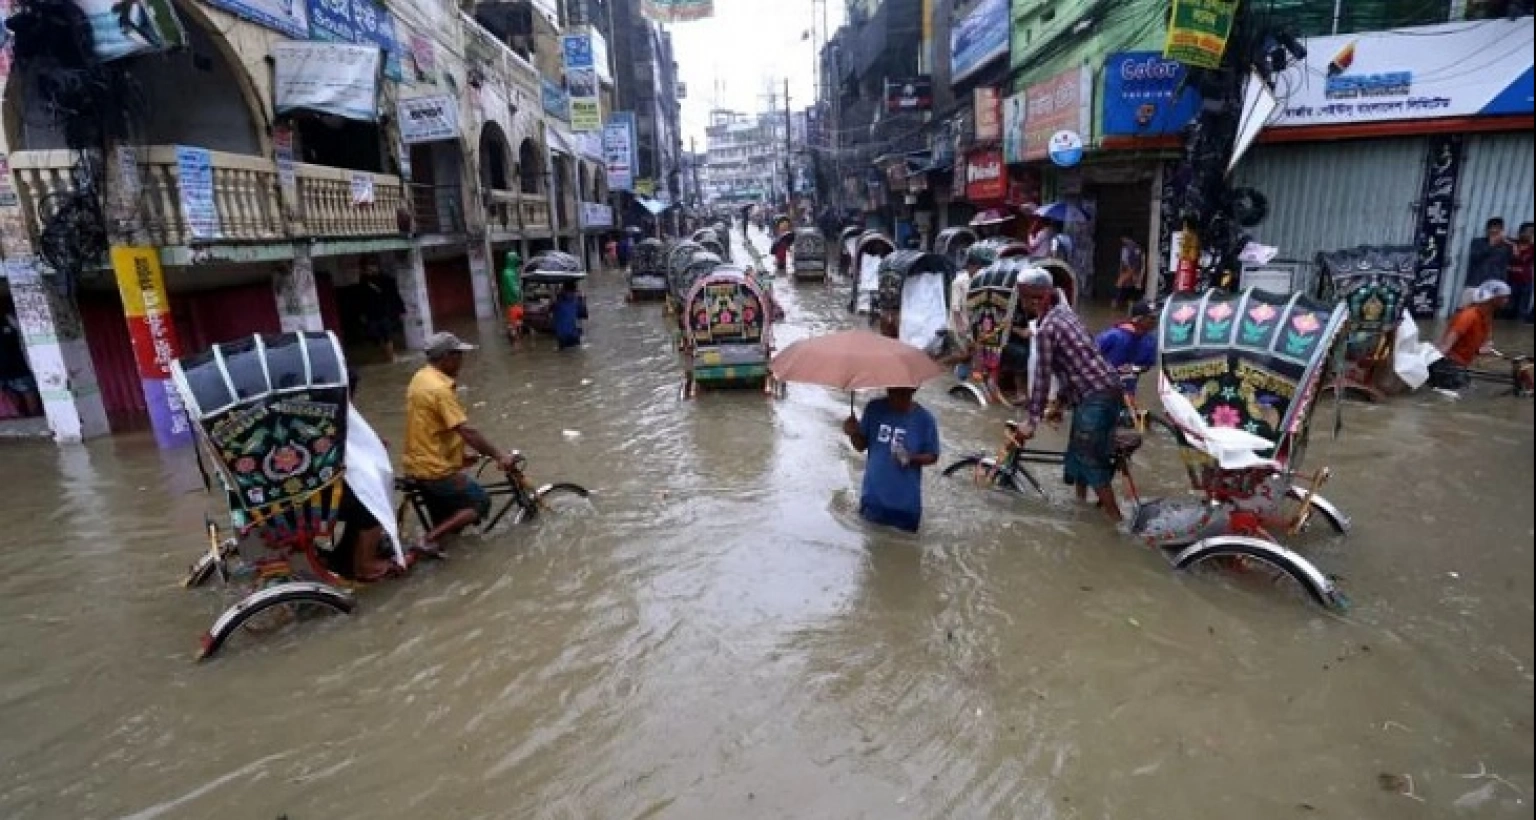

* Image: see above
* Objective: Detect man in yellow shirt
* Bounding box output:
[403,332,520,549]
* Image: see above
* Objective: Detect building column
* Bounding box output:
[3,258,111,443]
[390,244,434,350]
[467,238,495,320]
[108,246,192,448]
[273,245,324,333]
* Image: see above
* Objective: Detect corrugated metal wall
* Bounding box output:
[1235,137,1426,261]
[1448,131,1536,310]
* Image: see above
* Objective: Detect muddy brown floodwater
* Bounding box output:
[0,228,1532,820]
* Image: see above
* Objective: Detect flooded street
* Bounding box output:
[1,228,1532,820]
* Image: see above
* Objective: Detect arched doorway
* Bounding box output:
[479,122,513,192]
[553,155,572,231]
[517,139,545,195]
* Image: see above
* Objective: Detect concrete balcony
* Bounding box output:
[484,189,552,239]
[8,147,405,248]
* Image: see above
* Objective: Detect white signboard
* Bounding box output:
[1272,18,1534,128]
[580,202,613,229]
[397,95,460,144]
[273,41,382,122]
[175,146,220,240]
[603,113,635,191]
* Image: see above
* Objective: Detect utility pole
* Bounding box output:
[783,77,794,212]
[690,135,703,206]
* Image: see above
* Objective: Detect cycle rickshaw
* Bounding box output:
[945,288,1355,610]
[176,331,589,659]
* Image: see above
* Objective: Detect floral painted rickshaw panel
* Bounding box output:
[1160,289,1347,443]
[689,281,765,344]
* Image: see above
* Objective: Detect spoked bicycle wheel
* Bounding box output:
[1171,536,1346,610]
[518,482,593,522]
[198,581,356,660]
[941,456,1043,497]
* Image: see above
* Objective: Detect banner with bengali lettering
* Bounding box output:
[1163,0,1237,70]
[1271,18,1533,128]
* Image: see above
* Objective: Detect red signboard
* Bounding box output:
[965,149,1006,203]
[1023,67,1092,161]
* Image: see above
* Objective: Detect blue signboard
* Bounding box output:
[950,0,1008,84]
[542,78,570,122]
[561,34,594,71]
[305,0,403,81]
[1102,52,1203,137]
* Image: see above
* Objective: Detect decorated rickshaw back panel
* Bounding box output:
[633,240,668,274]
[177,333,350,530]
[1317,247,1415,362]
[966,265,1019,377]
[793,231,826,262]
[688,276,766,345]
[1159,289,1346,443]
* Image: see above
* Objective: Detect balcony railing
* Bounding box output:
[7,147,405,246]
[483,188,550,235]
[410,183,466,235]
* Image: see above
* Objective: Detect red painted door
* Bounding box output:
[425,256,475,324]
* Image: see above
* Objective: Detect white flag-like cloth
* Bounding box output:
[1158,375,1280,471]
[345,406,405,566]
[899,272,947,350]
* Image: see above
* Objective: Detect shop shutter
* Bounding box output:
[1447,131,1535,308]
[1234,137,1425,265]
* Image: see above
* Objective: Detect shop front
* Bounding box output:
[1230,18,1533,317]
[1093,51,1205,302]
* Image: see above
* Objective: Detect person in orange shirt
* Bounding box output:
[1430,280,1511,392]
[402,333,522,550]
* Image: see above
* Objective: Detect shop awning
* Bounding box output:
[636,196,671,214]
[547,127,576,156]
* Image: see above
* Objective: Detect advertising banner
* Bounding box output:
[175,146,219,241]
[204,0,308,39]
[273,41,382,121]
[974,87,1002,142]
[398,95,459,144]
[571,99,602,132]
[542,77,571,122]
[111,245,192,448]
[1023,66,1091,161]
[562,33,602,132]
[1410,135,1462,319]
[1163,0,1237,70]
[886,77,933,112]
[75,0,186,62]
[965,149,1006,203]
[641,0,714,23]
[1273,18,1534,128]
[950,0,1008,84]
[603,112,636,191]
[1103,52,1203,136]
[1002,91,1026,164]
[305,0,403,81]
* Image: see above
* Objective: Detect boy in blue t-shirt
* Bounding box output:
[841,387,941,532]
[1095,300,1159,396]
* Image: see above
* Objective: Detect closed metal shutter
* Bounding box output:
[1447,131,1536,311]
[1234,137,1426,260]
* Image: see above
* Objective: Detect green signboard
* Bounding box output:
[1164,0,1239,70]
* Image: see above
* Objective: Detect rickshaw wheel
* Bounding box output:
[198,581,356,660]
[1171,536,1344,610]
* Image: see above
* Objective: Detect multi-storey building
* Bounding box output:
[0,0,628,443]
